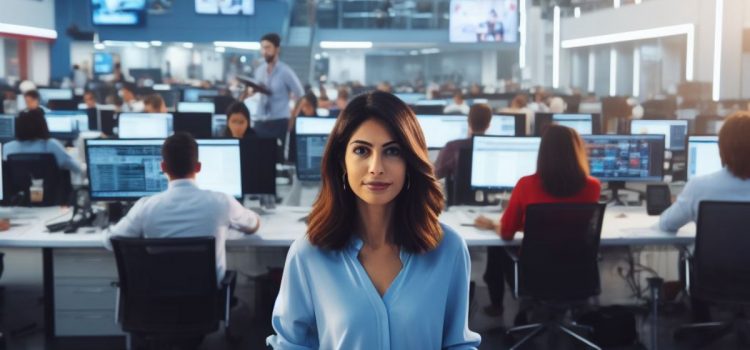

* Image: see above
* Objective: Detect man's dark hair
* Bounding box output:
[23,90,40,100]
[161,132,198,179]
[16,108,50,141]
[120,83,136,94]
[261,33,281,48]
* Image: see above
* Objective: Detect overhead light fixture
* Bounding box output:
[213,41,260,50]
[420,48,440,54]
[0,23,57,40]
[214,46,226,53]
[609,48,617,96]
[409,50,419,56]
[561,23,695,81]
[103,40,131,47]
[519,0,527,68]
[182,42,194,49]
[94,43,105,50]
[574,7,581,18]
[150,41,162,47]
[614,0,621,8]
[319,41,373,49]
[633,47,640,97]
[133,42,150,49]
[552,6,561,89]
[712,0,724,101]
[587,51,596,93]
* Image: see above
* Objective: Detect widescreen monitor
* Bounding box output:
[470,136,540,190]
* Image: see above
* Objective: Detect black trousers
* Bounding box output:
[483,247,516,308]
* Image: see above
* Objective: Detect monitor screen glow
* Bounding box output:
[470,136,540,190]
[117,113,173,138]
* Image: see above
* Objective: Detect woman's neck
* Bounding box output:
[356,200,395,250]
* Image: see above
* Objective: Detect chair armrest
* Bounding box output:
[503,248,520,299]
[111,281,120,325]
[221,271,237,289]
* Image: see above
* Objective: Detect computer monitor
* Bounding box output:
[417,114,523,149]
[212,114,227,137]
[0,115,15,143]
[38,88,73,104]
[241,137,277,195]
[394,93,424,105]
[177,102,215,113]
[295,116,336,135]
[295,134,328,182]
[173,112,213,139]
[470,136,541,190]
[46,111,89,131]
[535,113,600,136]
[489,114,526,137]
[0,143,3,200]
[117,113,173,138]
[155,90,180,111]
[48,99,80,111]
[99,109,116,135]
[182,88,219,103]
[85,138,242,200]
[687,136,721,180]
[630,119,689,151]
[582,134,665,182]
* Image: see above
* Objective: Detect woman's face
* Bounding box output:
[228,113,249,138]
[300,99,316,116]
[344,118,406,207]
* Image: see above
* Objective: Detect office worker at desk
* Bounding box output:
[103,132,261,283]
[2,109,82,174]
[433,103,492,179]
[224,101,257,139]
[474,125,600,317]
[659,111,750,232]
[267,91,481,349]
[143,94,167,113]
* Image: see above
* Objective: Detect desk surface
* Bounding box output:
[0,205,695,249]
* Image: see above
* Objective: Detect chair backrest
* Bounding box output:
[5,153,72,206]
[447,147,474,206]
[110,236,221,335]
[519,203,606,300]
[692,201,750,305]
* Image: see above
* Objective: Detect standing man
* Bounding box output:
[253,33,304,143]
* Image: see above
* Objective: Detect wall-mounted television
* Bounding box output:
[195,0,254,15]
[92,0,147,26]
[449,0,518,43]
[93,52,114,75]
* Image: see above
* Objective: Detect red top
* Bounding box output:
[500,173,601,240]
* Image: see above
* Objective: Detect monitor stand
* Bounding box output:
[281,179,320,207]
[603,181,644,206]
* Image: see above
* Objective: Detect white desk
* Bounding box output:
[0,205,695,248]
[0,204,694,339]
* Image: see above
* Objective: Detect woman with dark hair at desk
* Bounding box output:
[267,91,481,349]
[474,125,601,319]
[224,101,257,139]
[2,109,82,174]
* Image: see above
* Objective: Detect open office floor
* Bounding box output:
[2,245,742,350]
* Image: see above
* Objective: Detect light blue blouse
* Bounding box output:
[267,224,481,350]
[3,138,82,174]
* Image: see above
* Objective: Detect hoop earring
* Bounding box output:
[342,172,347,191]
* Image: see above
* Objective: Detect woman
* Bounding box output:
[223,101,256,139]
[474,125,601,317]
[3,109,82,174]
[267,91,480,349]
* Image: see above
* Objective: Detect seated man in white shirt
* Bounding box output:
[659,111,750,232]
[104,132,261,284]
[443,91,470,115]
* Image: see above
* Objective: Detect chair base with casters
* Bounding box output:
[506,303,601,350]
[673,310,750,348]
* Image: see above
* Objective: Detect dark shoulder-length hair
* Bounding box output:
[306,91,444,253]
[16,108,50,141]
[536,124,589,197]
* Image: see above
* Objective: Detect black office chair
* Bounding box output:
[673,201,750,348]
[505,203,606,350]
[5,153,72,206]
[110,236,236,350]
[446,147,474,206]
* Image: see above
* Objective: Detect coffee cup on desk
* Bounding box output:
[0,219,9,231]
[30,179,44,203]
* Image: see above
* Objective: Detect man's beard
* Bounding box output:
[264,55,275,63]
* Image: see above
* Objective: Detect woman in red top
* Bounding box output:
[474,125,601,317]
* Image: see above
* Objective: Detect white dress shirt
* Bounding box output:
[104,179,260,283]
[659,168,750,232]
